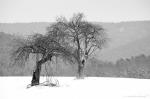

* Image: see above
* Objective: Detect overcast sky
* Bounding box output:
[0,0,150,23]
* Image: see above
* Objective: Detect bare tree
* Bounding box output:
[47,13,108,78]
[11,33,75,86]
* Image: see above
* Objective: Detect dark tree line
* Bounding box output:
[85,54,150,79]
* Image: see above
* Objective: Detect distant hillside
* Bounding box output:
[0,32,17,75]
[97,21,150,62]
[0,22,49,36]
[0,21,150,62]
[0,31,150,78]
[98,35,150,62]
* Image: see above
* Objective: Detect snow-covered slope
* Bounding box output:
[1,77,150,99]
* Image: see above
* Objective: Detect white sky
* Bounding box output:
[0,0,150,23]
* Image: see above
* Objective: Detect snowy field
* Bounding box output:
[1,77,150,99]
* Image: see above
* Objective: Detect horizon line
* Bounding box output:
[0,20,150,24]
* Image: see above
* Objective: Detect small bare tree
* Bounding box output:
[47,13,108,78]
[11,33,75,86]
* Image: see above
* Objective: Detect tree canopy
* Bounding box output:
[46,13,108,77]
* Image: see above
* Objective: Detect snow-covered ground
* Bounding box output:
[1,77,150,99]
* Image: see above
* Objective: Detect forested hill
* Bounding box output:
[0,21,150,62]
[0,22,150,77]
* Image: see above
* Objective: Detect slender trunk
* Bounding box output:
[76,35,84,78]
[78,65,84,78]
[77,60,85,78]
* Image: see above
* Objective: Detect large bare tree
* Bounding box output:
[47,13,108,78]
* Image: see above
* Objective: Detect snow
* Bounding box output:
[1,77,150,99]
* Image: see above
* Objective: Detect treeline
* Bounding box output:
[85,54,150,79]
[1,52,150,79]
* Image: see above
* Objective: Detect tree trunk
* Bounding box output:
[78,65,84,78]
[31,61,42,86]
[31,54,52,86]
[77,60,85,78]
